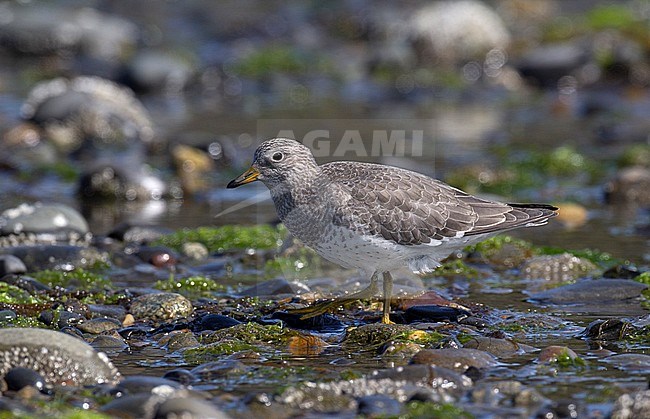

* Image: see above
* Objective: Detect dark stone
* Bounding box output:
[3,367,48,393]
[108,222,173,244]
[410,348,498,372]
[91,335,128,351]
[57,311,85,329]
[1,274,51,292]
[0,310,17,321]
[357,394,402,417]
[162,369,197,386]
[0,255,27,276]
[516,42,588,88]
[371,364,472,395]
[101,393,161,418]
[154,397,228,419]
[193,313,241,332]
[78,317,122,334]
[1,245,107,272]
[528,279,647,304]
[190,360,249,381]
[238,278,298,298]
[403,305,469,323]
[578,319,632,341]
[111,376,182,396]
[268,311,346,333]
[603,265,642,279]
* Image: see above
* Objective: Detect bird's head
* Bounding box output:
[227,138,318,190]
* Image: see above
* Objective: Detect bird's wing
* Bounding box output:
[322,162,557,246]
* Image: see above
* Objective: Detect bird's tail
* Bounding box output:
[507,203,559,227]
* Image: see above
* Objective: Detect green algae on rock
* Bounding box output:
[155,225,286,253]
[0,281,49,305]
[32,268,110,290]
[154,275,226,298]
[0,328,120,386]
[199,322,298,346]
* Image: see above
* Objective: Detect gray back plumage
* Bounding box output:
[322,161,557,246]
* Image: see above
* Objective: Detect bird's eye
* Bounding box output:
[271,152,284,162]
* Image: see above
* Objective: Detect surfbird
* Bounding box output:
[228,137,558,324]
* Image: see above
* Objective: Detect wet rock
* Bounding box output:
[162,369,197,386]
[0,4,137,58]
[601,354,650,373]
[77,317,122,334]
[181,242,209,261]
[605,166,650,207]
[280,374,465,411]
[343,323,418,352]
[268,311,345,333]
[2,244,107,271]
[403,305,470,323]
[130,292,193,322]
[516,42,589,88]
[0,310,17,321]
[371,364,472,399]
[108,222,173,244]
[579,319,632,341]
[462,336,528,357]
[154,396,228,419]
[538,346,580,364]
[469,380,548,412]
[91,335,129,351]
[604,265,642,279]
[22,77,154,154]
[190,360,250,381]
[357,394,402,417]
[57,311,85,328]
[521,253,598,283]
[88,304,126,322]
[0,202,90,246]
[528,279,647,304]
[410,348,497,372]
[78,164,169,201]
[238,278,301,298]
[3,367,48,393]
[1,274,50,293]
[193,313,241,332]
[100,393,162,418]
[554,202,589,229]
[0,328,120,386]
[409,0,510,65]
[172,144,215,195]
[135,246,179,268]
[0,255,27,276]
[112,376,183,396]
[164,331,200,352]
[397,290,456,310]
[287,334,327,356]
[612,390,650,419]
[122,50,195,94]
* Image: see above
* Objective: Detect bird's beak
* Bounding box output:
[227,166,260,188]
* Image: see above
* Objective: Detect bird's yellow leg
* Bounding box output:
[291,272,380,319]
[381,271,394,324]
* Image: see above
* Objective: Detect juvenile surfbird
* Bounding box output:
[228,138,558,324]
